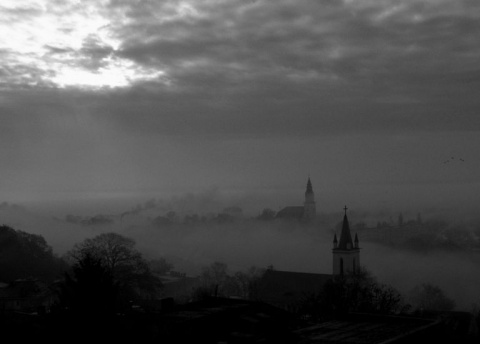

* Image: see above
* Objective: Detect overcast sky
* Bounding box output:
[1,0,479,213]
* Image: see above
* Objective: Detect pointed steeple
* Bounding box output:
[305,177,313,195]
[332,206,360,275]
[303,177,316,221]
[337,206,354,250]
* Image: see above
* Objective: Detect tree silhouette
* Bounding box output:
[53,254,123,341]
[66,233,162,305]
[59,253,117,315]
[0,225,67,281]
[297,268,405,320]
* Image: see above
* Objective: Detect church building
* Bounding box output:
[275,177,316,222]
[333,206,360,275]
[256,206,361,310]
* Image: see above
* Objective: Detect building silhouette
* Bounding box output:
[257,207,360,310]
[332,206,360,275]
[275,177,316,222]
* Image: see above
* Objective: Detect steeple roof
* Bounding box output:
[305,177,313,195]
[337,206,354,250]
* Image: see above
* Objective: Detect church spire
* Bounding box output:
[332,206,361,275]
[337,205,354,250]
[305,177,313,195]
[303,177,316,221]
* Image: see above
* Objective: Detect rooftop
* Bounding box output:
[294,313,442,344]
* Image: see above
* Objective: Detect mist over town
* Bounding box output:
[1,0,480,342]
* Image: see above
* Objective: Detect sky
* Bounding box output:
[1,0,480,214]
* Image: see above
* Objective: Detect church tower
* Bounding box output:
[332,206,360,275]
[303,177,316,221]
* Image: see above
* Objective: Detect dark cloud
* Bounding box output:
[105,0,480,135]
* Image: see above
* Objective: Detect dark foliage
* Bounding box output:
[297,268,406,320]
[0,225,67,282]
[193,262,264,300]
[57,253,118,315]
[65,232,163,304]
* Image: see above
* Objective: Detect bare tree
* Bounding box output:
[66,233,162,301]
[68,233,141,272]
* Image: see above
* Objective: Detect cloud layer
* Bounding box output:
[1,0,480,204]
[2,0,480,129]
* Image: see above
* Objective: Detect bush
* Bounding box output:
[408,283,455,312]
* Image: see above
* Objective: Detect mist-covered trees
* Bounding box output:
[149,257,174,275]
[298,268,405,320]
[66,233,162,304]
[408,283,455,312]
[257,208,276,221]
[65,214,113,226]
[193,261,264,300]
[0,225,67,282]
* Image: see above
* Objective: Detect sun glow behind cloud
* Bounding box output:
[50,58,166,89]
[0,0,165,89]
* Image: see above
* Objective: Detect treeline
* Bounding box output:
[193,262,458,320]
[353,218,480,251]
[0,225,68,282]
[0,223,469,319]
[0,226,167,311]
[191,261,264,301]
[296,269,457,321]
